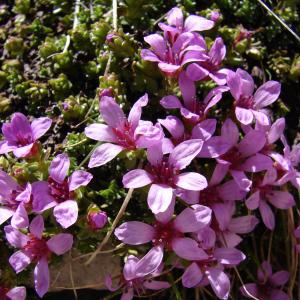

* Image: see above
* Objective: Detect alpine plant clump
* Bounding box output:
[0,5,299,300]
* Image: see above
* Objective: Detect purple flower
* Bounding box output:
[187,37,230,85]
[0,113,52,158]
[87,210,108,230]
[115,204,212,260]
[226,69,281,125]
[32,153,93,228]
[0,286,26,300]
[241,261,289,300]
[246,168,295,230]
[160,72,229,124]
[5,215,73,297]
[270,136,300,189]
[141,32,207,77]
[0,170,31,229]
[180,239,246,299]
[215,119,273,191]
[158,7,215,40]
[105,246,169,300]
[122,139,207,214]
[85,94,163,168]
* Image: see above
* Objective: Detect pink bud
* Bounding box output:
[87,211,108,230]
[210,11,220,22]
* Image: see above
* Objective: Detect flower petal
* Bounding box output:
[253,81,281,108]
[147,184,173,214]
[0,207,14,226]
[266,191,295,209]
[84,123,117,143]
[228,216,259,234]
[68,170,93,191]
[182,263,203,288]
[53,200,78,228]
[241,153,273,172]
[31,117,52,140]
[4,225,29,248]
[134,245,164,277]
[6,287,26,300]
[160,95,182,109]
[123,169,153,188]
[172,237,208,260]
[13,144,34,158]
[175,172,208,191]
[214,247,246,265]
[158,115,184,140]
[47,233,73,255]
[144,34,167,58]
[31,181,56,213]
[128,94,148,130]
[206,267,230,300]
[49,153,70,183]
[143,280,170,290]
[235,107,253,125]
[34,257,50,298]
[174,204,212,233]
[169,139,203,170]
[238,130,266,157]
[11,203,29,229]
[9,251,31,273]
[186,63,209,81]
[191,119,216,141]
[88,143,124,168]
[30,215,44,239]
[100,96,125,128]
[185,15,214,31]
[259,200,275,230]
[114,221,155,245]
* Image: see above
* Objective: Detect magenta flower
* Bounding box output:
[227,69,281,125]
[105,246,169,300]
[0,113,52,158]
[5,215,73,297]
[158,7,215,42]
[215,119,273,191]
[160,72,229,124]
[115,204,212,260]
[186,37,230,85]
[180,241,246,299]
[122,139,207,214]
[246,168,295,230]
[32,153,93,228]
[87,211,108,230]
[241,261,289,300]
[270,136,300,189]
[0,286,26,300]
[141,32,207,77]
[0,170,31,229]
[85,94,163,168]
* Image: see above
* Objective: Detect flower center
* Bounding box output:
[0,286,9,300]
[219,147,243,169]
[152,221,182,250]
[236,96,254,109]
[199,186,220,206]
[23,234,50,261]
[112,121,136,150]
[48,177,73,203]
[3,187,31,210]
[16,132,33,147]
[196,253,218,270]
[145,158,179,187]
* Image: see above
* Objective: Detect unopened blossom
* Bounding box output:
[115,204,212,260]
[87,210,108,230]
[158,7,215,42]
[158,116,230,158]
[105,247,169,300]
[246,168,295,230]
[215,119,273,191]
[0,112,52,158]
[160,72,229,124]
[241,261,289,300]
[180,233,246,299]
[32,154,93,228]
[85,94,163,168]
[0,286,26,300]
[187,37,230,85]
[227,69,281,125]
[270,136,300,189]
[122,140,207,214]
[5,215,73,297]
[0,170,31,229]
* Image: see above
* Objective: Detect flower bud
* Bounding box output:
[87,210,108,230]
